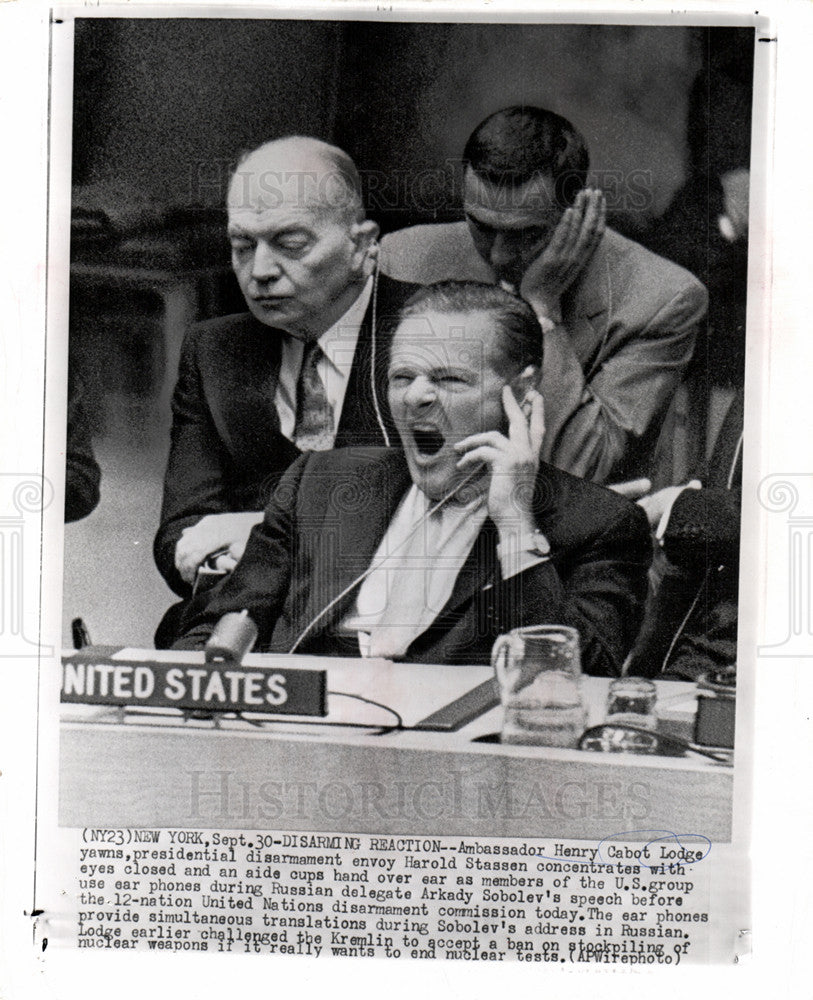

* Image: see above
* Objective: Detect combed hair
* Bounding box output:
[463,106,589,208]
[398,281,543,376]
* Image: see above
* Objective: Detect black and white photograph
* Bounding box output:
[6,1,813,991]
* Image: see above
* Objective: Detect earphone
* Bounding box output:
[369,263,391,447]
[286,462,485,654]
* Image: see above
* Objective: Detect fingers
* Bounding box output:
[214,553,238,573]
[527,391,545,454]
[456,445,502,469]
[546,188,603,264]
[455,430,507,456]
[501,383,526,429]
[175,516,224,580]
[176,549,202,584]
[228,536,249,563]
[608,477,652,500]
[501,387,545,450]
[585,189,606,239]
[454,425,512,470]
[546,199,579,257]
[455,389,544,464]
[571,189,606,264]
[175,535,203,582]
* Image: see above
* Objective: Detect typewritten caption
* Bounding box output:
[65,828,711,964]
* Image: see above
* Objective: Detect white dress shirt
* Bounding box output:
[275,278,373,444]
[346,484,550,659]
[348,485,489,659]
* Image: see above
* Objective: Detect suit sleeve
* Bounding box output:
[661,486,741,570]
[172,454,308,650]
[65,378,101,523]
[153,330,235,596]
[494,502,651,677]
[540,280,707,483]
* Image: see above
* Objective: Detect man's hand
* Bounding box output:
[174,511,264,585]
[454,387,545,532]
[719,168,749,242]
[519,188,606,321]
[636,481,701,531]
[608,478,652,501]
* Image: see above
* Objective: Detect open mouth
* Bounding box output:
[412,427,445,456]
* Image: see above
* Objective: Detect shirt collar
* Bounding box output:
[406,481,488,519]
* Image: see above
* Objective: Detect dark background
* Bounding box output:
[72,20,730,227]
[63,19,754,647]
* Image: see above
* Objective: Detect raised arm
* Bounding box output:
[538,279,707,483]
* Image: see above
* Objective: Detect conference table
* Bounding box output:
[59,650,734,842]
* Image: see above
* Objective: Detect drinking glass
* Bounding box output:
[606,677,658,729]
[491,625,586,748]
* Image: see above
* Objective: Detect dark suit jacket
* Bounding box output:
[65,373,100,523]
[154,273,416,598]
[626,389,743,679]
[380,224,707,482]
[174,448,651,676]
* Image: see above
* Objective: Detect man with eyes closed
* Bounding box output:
[175,282,650,676]
[153,136,417,646]
[380,106,708,486]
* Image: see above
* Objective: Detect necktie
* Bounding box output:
[354,493,488,659]
[360,507,444,659]
[293,340,335,452]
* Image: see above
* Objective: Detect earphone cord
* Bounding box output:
[369,264,391,447]
[286,464,485,654]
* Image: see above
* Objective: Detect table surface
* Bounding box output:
[59,651,733,842]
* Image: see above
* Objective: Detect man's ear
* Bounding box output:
[350,219,380,277]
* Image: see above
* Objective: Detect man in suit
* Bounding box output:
[379,106,708,484]
[175,282,651,676]
[626,389,743,679]
[154,137,416,644]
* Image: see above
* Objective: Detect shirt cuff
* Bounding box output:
[656,480,702,542]
[497,530,551,579]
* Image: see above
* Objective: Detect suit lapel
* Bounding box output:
[434,461,568,619]
[205,315,285,464]
[401,518,499,661]
[404,464,568,656]
[303,451,413,636]
[563,238,611,375]
[441,520,499,616]
[335,290,380,445]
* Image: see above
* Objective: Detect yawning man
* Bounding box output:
[175,282,650,676]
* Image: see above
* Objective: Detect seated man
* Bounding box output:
[625,388,743,679]
[175,283,651,676]
[153,136,416,645]
[380,106,708,484]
